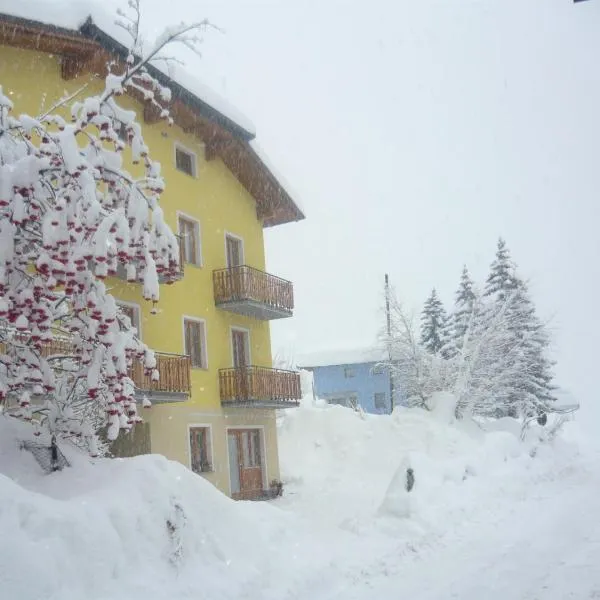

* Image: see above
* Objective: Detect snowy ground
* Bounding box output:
[1,395,599,600]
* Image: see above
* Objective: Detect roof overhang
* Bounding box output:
[0,12,305,227]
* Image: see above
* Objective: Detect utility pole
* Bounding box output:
[385,273,395,414]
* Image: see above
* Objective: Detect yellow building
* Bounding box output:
[0,11,304,499]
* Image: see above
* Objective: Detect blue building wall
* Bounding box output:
[309,361,392,414]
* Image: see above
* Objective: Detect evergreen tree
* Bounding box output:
[454,266,477,340]
[484,238,519,300]
[420,289,448,354]
[503,278,556,416]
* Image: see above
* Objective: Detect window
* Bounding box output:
[374,392,387,411]
[344,367,355,378]
[178,215,201,266]
[225,234,244,268]
[324,392,358,409]
[231,328,250,368]
[241,430,262,468]
[189,426,212,473]
[114,120,128,144]
[372,364,385,375]
[117,302,141,339]
[175,145,196,176]
[184,318,207,369]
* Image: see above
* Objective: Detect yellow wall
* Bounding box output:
[0,45,282,494]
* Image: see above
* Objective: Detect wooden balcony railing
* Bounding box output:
[129,352,191,395]
[219,366,301,408]
[213,266,294,320]
[2,337,191,397]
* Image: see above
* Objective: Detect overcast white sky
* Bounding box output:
[7,0,599,402]
[185,0,599,404]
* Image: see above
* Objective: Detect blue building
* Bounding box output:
[297,348,393,414]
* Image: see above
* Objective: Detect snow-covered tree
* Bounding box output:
[381,292,452,409]
[440,266,477,360]
[420,288,448,355]
[484,238,519,300]
[0,1,210,455]
[383,241,556,421]
[453,266,477,340]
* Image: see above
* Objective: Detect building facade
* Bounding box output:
[0,11,304,499]
[298,349,393,414]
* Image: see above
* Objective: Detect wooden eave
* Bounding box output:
[0,13,305,227]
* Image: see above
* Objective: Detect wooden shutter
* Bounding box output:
[226,235,242,268]
[232,329,248,368]
[185,320,205,368]
[179,218,198,265]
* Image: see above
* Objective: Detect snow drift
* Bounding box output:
[0,393,590,600]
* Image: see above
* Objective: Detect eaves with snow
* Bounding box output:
[0,0,305,227]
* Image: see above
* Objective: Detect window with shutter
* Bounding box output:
[117,302,141,339]
[189,426,212,473]
[175,146,196,176]
[374,393,387,411]
[184,318,207,369]
[178,216,201,266]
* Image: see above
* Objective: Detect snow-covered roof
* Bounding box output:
[0,1,305,226]
[296,347,388,369]
[0,0,255,137]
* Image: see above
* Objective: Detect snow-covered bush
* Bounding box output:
[0,1,210,454]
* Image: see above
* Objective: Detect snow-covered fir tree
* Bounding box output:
[503,278,556,416]
[453,265,477,341]
[0,1,210,455]
[420,288,448,355]
[383,241,557,421]
[484,238,519,300]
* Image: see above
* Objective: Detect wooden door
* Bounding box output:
[232,329,250,400]
[226,235,243,268]
[232,329,249,367]
[226,236,244,299]
[228,429,264,500]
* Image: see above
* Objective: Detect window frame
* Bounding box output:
[177,212,202,267]
[183,316,208,370]
[374,392,387,411]
[372,364,385,376]
[343,366,356,378]
[188,424,214,474]
[230,326,251,368]
[116,300,142,340]
[174,143,197,177]
[224,231,245,268]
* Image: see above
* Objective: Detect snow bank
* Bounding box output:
[0,418,276,600]
[0,396,588,600]
[277,395,582,532]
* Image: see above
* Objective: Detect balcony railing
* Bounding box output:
[129,352,191,396]
[3,337,191,399]
[213,266,294,320]
[219,366,301,409]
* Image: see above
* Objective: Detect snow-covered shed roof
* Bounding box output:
[296,347,388,369]
[0,2,305,227]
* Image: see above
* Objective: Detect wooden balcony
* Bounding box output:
[6,337,191,401]
[213,266,293,320]
[129,352,191,399]
[219,366,301,409]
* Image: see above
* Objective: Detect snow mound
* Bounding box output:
[0,418,275,600]
[277,395,581,530]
